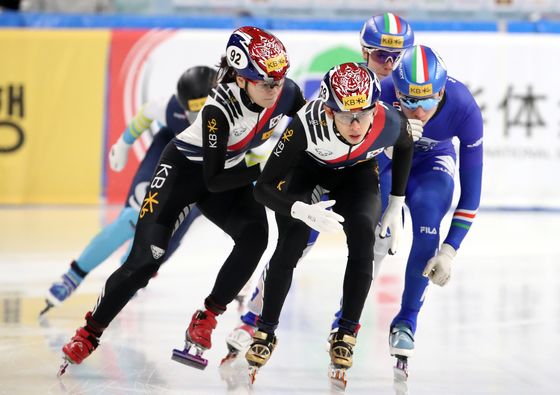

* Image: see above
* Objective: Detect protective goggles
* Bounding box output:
[364,47,402,64]
[248,78,285,90]
[333,107,375,125]
[398,94,442,111]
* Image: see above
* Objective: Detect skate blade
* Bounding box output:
[219,354,249,389]
[57,359,69,378]
[393,358,409,382]
[220,350,239,366]
[393,366,408,382]
[248,365,260,385]
[39,300,55,317]
[328,366,348,391]
[171,348,208,370]
[393,378,409,395]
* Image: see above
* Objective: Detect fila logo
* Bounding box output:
[269,113,283,129]
[151,245,165,260]
[420,226,437,235]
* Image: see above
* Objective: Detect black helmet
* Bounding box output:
[176,65,218,113]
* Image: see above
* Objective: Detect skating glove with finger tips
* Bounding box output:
[291,200,344,233]
[109,135,132,172]
[407,119,424,142]
[379,195,405,255]
[423,243,457,286]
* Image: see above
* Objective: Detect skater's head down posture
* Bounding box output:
[320,62,381,145]
[244,62,415,388]
[58,26,306,375]
[392,45,447,124]
[360,12,414,79]
[365,44,482,380]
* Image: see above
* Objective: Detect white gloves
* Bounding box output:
[291,200,344,233]
[423,243,457,286]
[379,195,405,255]
[109,135,132,172]
[408,119,424,142]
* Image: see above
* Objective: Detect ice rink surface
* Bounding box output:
[0,206,559,395]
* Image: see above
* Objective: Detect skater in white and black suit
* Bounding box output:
[57,26,306,375]
[245,62,415,389]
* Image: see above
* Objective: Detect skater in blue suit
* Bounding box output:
[40,66,217,315]
[379,45,483,380]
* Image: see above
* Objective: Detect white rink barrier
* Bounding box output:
[128,30,560,210]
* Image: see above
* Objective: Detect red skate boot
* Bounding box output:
[172,309,217,370]
[58,312,103,377]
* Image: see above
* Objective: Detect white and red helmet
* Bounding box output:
[225,26,290,83]
[319,62,381,111]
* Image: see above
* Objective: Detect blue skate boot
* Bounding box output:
[40,263,84,316]
[389,322,414,381]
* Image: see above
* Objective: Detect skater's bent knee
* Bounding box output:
[237,221,268,249]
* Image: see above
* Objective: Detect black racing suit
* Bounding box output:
[254,100,414,334]
[90,80,305,325]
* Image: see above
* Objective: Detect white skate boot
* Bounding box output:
[219,323,256,388]
[221,323,255,364]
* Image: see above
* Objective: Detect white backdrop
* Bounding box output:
[132,29,560,209]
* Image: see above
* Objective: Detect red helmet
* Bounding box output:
[319,62,381,111]
[225,26,290,83]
